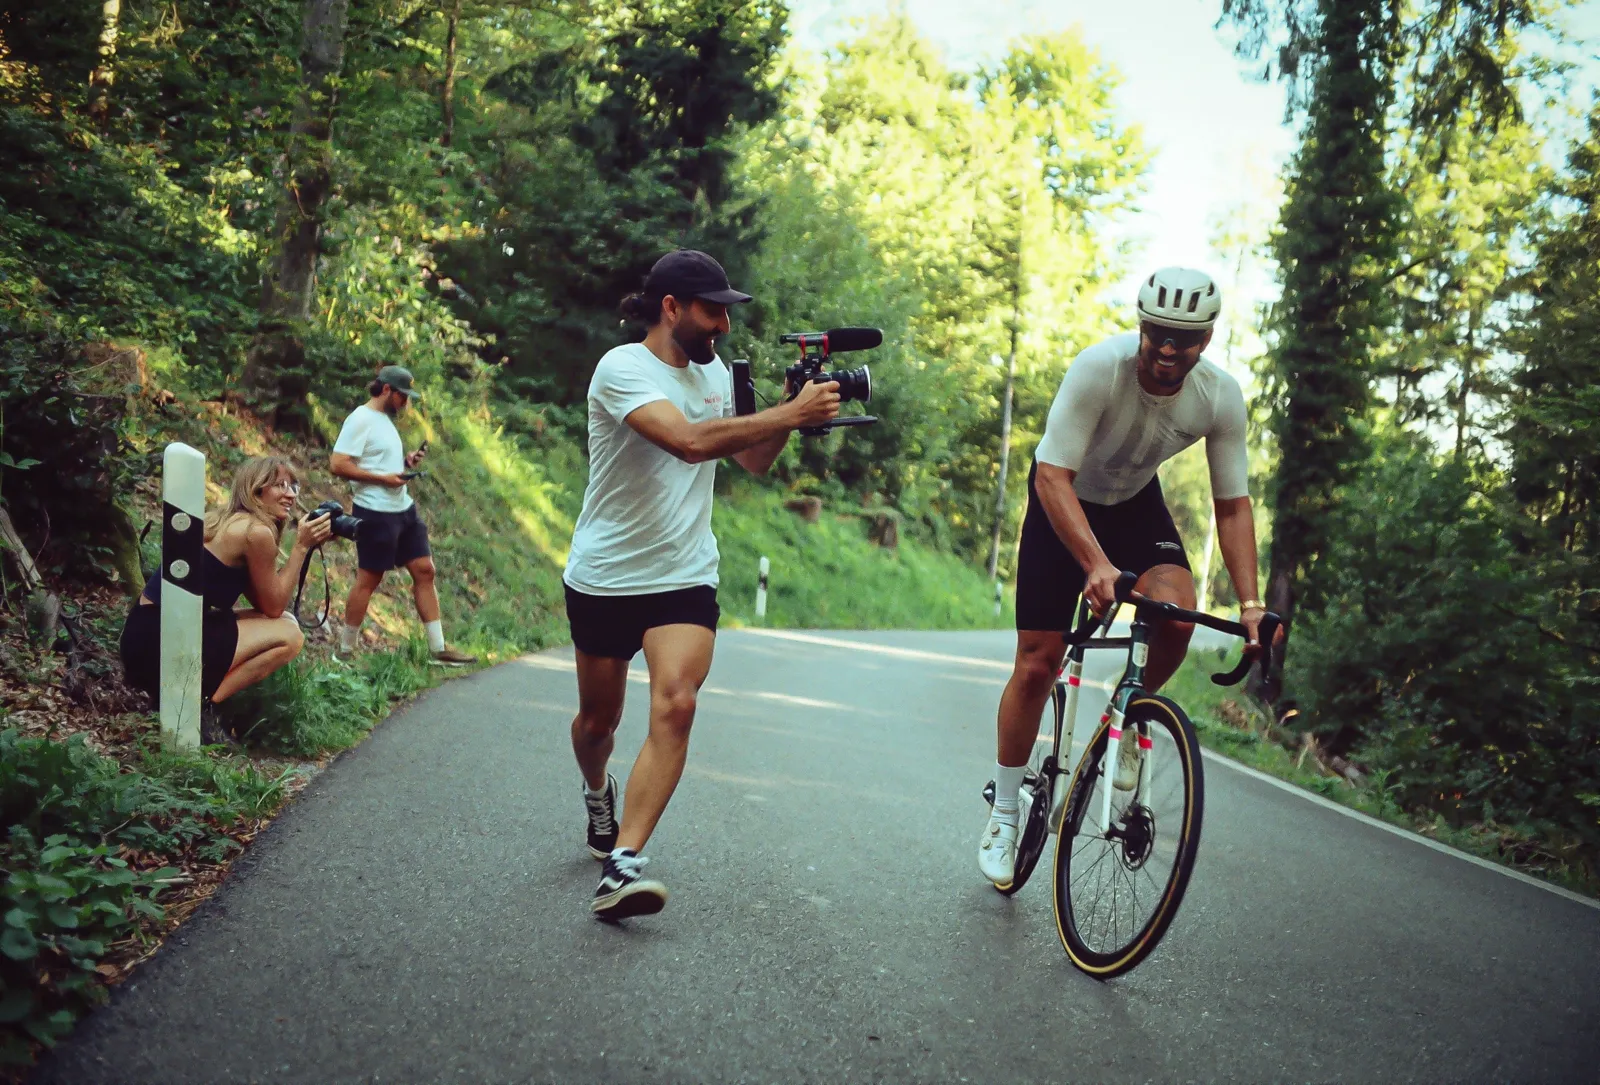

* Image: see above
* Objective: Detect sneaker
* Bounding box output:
[977,811,1019,889]
[430,647,478,667]
[1114,731,1143,791]
[591,850,668,921]
[584,774,619,860]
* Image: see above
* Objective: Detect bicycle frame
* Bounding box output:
[1049,617,1150,838]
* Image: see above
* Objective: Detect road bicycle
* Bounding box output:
[985,571,1281,978]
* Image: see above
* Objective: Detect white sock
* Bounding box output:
[993,763,1026,824]
[339,623,360,651]
[424,619,445,653]
[584,778,608,798]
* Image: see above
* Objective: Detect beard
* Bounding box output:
[673,324,718,365]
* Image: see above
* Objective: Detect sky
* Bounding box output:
[786,0,1600,356]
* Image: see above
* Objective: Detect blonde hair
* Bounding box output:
[203,456,300,544]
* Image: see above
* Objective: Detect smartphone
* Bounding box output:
[418,440,430,453]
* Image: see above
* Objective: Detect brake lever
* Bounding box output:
[1210,612,1282,687]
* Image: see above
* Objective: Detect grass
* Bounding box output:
[1164,648,1600,900]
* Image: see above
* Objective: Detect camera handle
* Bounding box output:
[800,415,878,438]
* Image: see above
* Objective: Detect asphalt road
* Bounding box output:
[34,629,1600,1084]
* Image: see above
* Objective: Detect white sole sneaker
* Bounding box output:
[592,878,669,920]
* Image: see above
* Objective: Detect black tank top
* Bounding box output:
[142,547,252,612]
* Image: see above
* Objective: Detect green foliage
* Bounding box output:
[714,485,1010,629]
[1282,433,1599,873]
[0,828,175,1063]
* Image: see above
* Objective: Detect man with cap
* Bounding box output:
[567,249,840,921]
[330,365,477,667]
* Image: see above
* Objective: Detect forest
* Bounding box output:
[0,0,1597,1063]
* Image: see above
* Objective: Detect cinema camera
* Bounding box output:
[730,327,882,438]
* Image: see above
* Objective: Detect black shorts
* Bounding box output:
[119,602,240,703]
[351,503,431,573]
[564,584,720,661]
[1015,460,1191,632]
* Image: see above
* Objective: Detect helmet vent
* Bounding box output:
[1187,293,1201,313]
[1157,287,1168,307]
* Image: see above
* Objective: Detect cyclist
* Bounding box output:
[979,267,1269,890]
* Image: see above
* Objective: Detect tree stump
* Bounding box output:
[784,496,822,523]
[866,510,900,548]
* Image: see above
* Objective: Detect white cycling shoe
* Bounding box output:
[978,812,1020,888]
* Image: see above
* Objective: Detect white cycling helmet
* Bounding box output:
[1136,267,1221,330]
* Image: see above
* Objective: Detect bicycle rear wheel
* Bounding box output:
[996,682,1061,896]
[1051,694,1204,978]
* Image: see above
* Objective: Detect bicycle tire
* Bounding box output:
[1051,694,1204,978]
[997,682,1062,896]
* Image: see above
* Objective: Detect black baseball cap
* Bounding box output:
[642,250,752,306]
[375,365,421,400]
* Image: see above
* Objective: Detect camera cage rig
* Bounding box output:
[731,326,882,438]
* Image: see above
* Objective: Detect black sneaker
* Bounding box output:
[591,850,668,921]
[584,774,619,860]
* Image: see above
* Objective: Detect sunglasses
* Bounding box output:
[1141,324,1209,352]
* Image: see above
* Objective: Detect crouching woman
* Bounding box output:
[120,456,332,742]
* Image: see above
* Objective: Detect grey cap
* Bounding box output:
[376,365,421,400]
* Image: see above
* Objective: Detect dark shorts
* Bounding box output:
[351,503,431,573]
[119,602,240,703]
[1015,460,1191,632]
[564,584,720,661]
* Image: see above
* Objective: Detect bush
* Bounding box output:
[0,828,176,1064]
[1287,433,1600,872]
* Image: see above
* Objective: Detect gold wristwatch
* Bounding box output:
[1239,599,1265,612]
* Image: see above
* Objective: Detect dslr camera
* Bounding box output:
[309,500,362,542]
[731,327,881,438]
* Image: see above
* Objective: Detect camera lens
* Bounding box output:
[833,365,871,404]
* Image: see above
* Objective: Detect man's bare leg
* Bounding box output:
[572,649,629,789]
[1133,563,1196,692]
[614,623,714,854]
[996,630,1069,767]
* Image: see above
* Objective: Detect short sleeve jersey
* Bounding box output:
[332,404,412,513]
[563,343,734,595]
[1034,332,1250,506]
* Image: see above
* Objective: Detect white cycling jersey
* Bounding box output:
[1034,332,1249,506]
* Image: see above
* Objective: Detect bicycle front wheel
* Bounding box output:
[1051,694,1204,978]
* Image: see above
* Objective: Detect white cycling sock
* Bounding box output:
[339,623,360,651]
[993,762,1026,824]
[424,619,446,653]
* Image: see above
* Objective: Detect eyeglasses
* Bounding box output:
[261,478,301,496]
[1141,324,1209,352]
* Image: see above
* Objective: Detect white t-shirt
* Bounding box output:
[564,343,733,595]
[1035,332,1250,505]
[333,404,412,513]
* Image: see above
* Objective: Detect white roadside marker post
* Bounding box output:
[994,580,1003,617]
[756,556,769,620]
[160,443,206,750]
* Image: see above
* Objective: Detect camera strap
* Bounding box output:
[292,546,332,631]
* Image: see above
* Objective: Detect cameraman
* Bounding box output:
[568,249,840,921]
[330,365,476,667]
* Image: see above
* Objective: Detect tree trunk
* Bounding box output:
[1244,0,1401,703]
[441,0,462,148]
[987,186,1024,581]
[87,0,121,123]
[240,0,352,432]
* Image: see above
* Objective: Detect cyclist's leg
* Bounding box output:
[1133,564,1195,692]
[986,463,1081,885]
[1101,477,1195,694]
